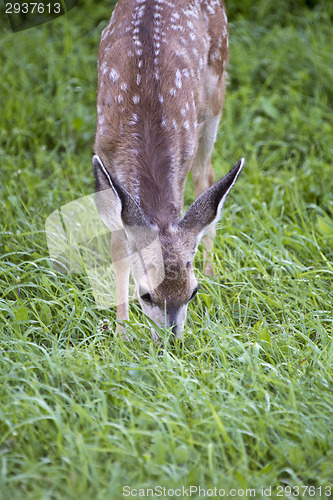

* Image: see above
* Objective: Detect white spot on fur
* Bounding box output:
[170,88,176,96]
[211,50,220,61]
[137,8,145,18]
[110,68,119,82]
[137,74,141,85]
[183,6,199,18]
[132,95,140,104]
[191,91,196,109]
[121,82,127,91]
[158,94,164,103]
[175,69,182,89]
[206,4,215,15]
[101,28,109,42]
[100,61,108,75]
[171,24,184,32]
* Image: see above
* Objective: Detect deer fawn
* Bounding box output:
[93,0,244,343]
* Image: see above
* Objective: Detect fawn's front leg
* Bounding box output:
[111,230,130,339]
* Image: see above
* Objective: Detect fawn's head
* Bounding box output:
[93,155,244,342]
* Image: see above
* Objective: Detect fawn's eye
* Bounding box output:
[189,286,198,302]
[141,292,152,304]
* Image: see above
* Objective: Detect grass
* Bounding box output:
[0,0,333,498]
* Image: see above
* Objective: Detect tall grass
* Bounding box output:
[0,0,332,498]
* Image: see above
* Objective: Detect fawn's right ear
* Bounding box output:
[93,154,151,231]
[93,155,123,231]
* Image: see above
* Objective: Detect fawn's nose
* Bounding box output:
[171,322,185,343]
[167,308,181,336]
[166,304,186,341]
[169,327,184,348]
[172,324,179,336]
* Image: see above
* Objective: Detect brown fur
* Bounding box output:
[93,0,244,341]
[95,0,228,226]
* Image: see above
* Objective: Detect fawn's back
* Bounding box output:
[95,0,228,227]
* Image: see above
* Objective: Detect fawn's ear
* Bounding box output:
[93,154,150,231]
[178,158,244,238]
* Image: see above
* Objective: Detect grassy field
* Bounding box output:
[0,0,333,498]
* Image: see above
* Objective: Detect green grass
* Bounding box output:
[1,0,333,498]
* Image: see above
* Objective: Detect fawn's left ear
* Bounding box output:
[93,154,123,231]
[178,158,244,237]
